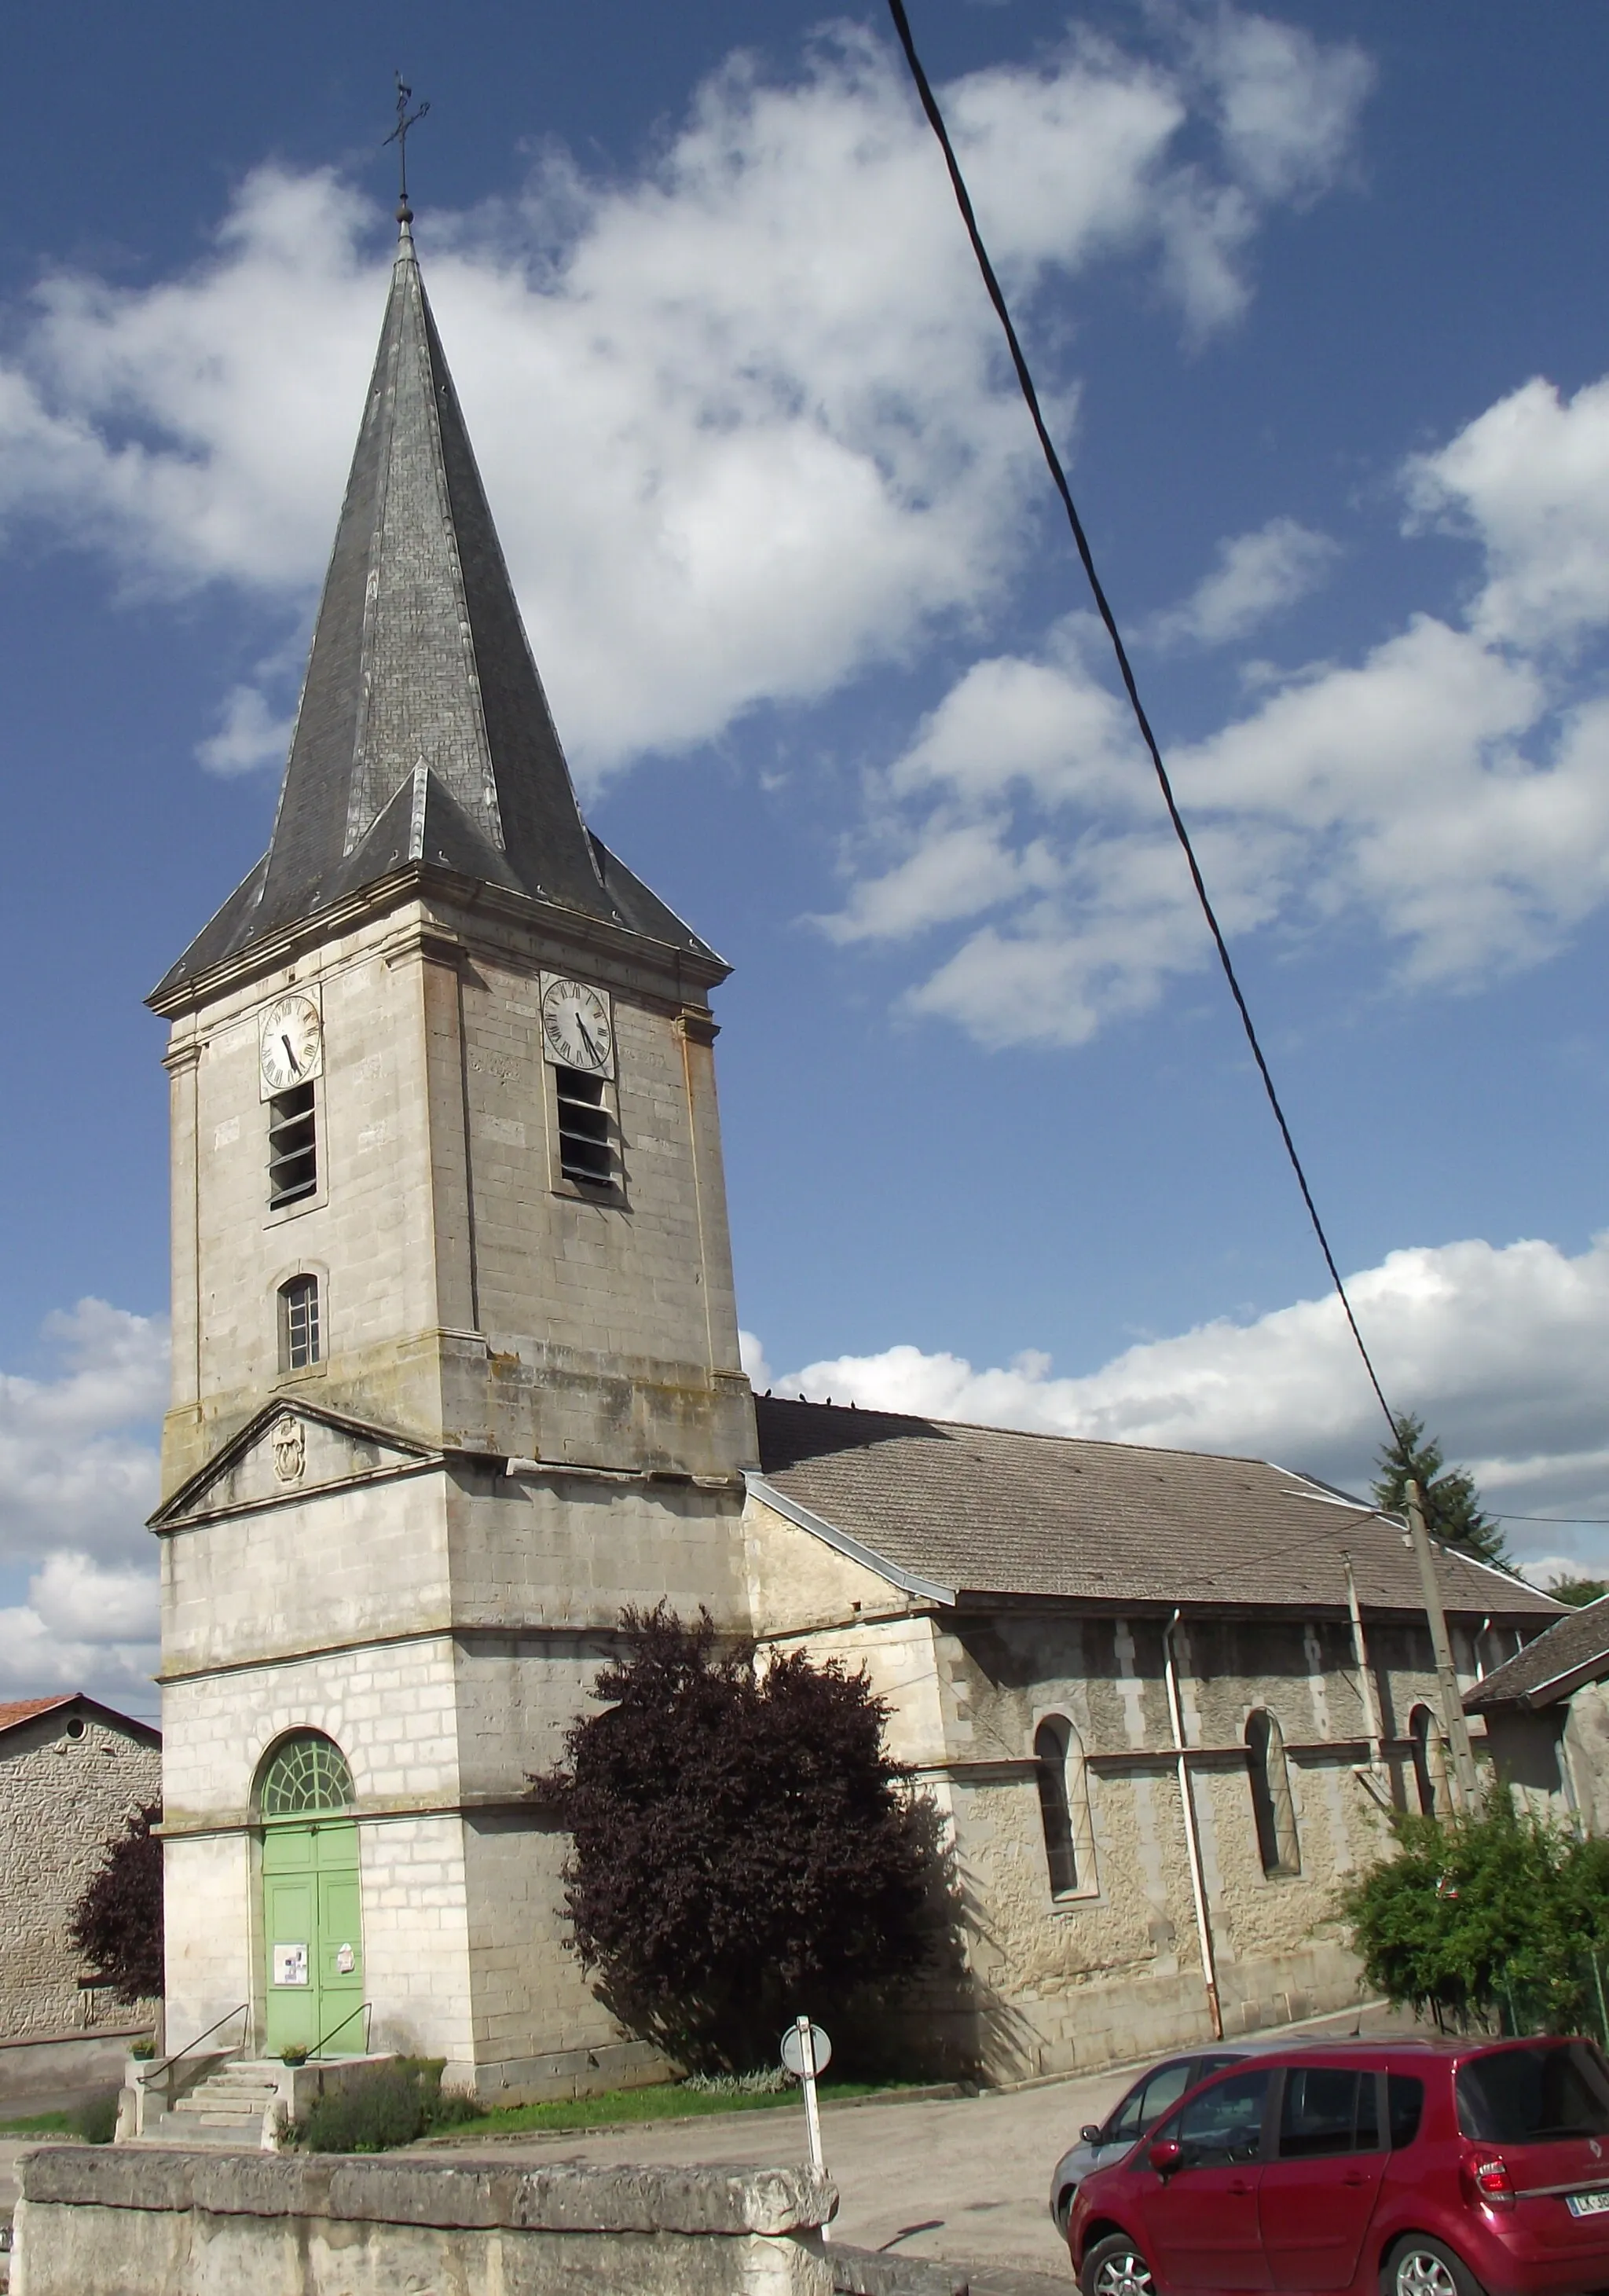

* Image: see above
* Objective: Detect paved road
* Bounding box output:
[430,2004,1413,2284]
[438,2068,1127,2280]
[0,2001,1413,2290]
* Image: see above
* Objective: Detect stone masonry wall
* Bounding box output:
[0,1710,160,2041]
[161,889,753,1497]
[13,2149,835,2296]
[744,1482,1494,2089]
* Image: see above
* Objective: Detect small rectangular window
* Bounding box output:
[269,1083,317,1206]
[279,1276,320,1371]
[1388,2074,1425,2150]
[555,1066,614,1189]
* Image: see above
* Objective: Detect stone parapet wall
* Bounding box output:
[12,2148,834,2296]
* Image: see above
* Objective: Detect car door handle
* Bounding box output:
[1342,2172,1368,2187]
[1228,2180,1253,2194]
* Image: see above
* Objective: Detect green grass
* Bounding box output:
[434,2078,907,2140]
[0,2110,72,2135]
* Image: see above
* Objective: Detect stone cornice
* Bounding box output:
[148,861,728,1020]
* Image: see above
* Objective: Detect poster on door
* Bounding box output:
[273,1942,310,1986]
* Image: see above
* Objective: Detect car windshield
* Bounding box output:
[1457,2043,1609,2144]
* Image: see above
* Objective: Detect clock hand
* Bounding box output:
[575,1016,599,1063]
[280,1034,302,1078]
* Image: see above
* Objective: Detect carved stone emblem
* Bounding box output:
[272,1414,306,1485]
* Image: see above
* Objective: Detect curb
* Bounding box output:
[417,2080,967,2149]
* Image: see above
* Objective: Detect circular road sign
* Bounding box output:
[780,2023,833,2079]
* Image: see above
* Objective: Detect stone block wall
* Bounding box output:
[12,2149,835,2296]
[746,1549,1484,2085]
[160,888,754,1497]
[0,1708,160,2042]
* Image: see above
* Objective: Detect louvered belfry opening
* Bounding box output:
[555,1067,613,1188]
[268,1084,317,1206]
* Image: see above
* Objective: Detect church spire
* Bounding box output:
[153,217,717,999]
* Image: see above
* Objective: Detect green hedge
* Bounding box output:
[288,2058,478,2153]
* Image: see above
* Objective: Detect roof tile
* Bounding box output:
[754,1396,1560,1619]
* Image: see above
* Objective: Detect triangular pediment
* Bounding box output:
[151,1401,439,1531]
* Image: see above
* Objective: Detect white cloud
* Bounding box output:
[1406,374,1609,651]
[1196,13,1373,204]
[0,16,1368,775]
[827,358,1609,1044]
[1149,516,1338,648]
[196,683,294,776]
[0,1302,165,1707]
[759,1228,1609,1582]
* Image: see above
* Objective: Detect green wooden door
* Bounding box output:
[263,1818,364,2054]
[258,1734,364,2057]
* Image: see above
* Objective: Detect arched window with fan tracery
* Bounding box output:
[257,1732,354,1821]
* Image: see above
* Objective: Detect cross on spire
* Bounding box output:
[384,72,430,224]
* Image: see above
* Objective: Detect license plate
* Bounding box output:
[1567,2191,1609,2217]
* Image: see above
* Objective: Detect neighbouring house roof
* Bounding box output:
[751,1396,1560,1622]
[0,1695,160,1749]
[1464,1596,1609,1711]
[151,214,720,1006]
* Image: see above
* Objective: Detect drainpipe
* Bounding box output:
[1163,1608,1222,2041]
[1343,1554,1385,1770]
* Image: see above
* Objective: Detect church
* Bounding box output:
[145,202,1559,2102]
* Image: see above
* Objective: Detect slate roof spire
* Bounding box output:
[153,211,717,999]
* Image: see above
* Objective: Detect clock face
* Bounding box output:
[259,992,324,1098]
[541,976,614,1074]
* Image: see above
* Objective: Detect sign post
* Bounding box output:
[779,2016,832,2207]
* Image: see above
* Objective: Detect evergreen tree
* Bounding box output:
[69,1803,163,2004]
[1371,1413,1512,1570]
[530,1605,960,2074]
[1547,1575,1609,1608]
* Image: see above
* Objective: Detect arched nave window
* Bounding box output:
[1409,1704,1453,1818]
[1247,1708,1301,1877]
[1034,1715,1096,1899]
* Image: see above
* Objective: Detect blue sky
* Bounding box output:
[5,1,1609,1704]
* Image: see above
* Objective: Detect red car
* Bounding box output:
[1067,2034,1609,2296]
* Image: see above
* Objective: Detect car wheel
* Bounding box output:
[1383,2235,1486,2296]
[1080,2231,1156,2296]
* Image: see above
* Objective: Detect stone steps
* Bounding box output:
[141,2059,286,2148]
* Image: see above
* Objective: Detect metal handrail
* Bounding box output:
[309,2001,372,2060]
[145,2002,250,2085]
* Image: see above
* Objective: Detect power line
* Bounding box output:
[1491,1513,1609,1528]
[884,0,1398,1446]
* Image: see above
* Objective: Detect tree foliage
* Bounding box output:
[1549,1576,1609,1609]
[68,1802,163,2005]
[1371,1413,1512,1570]
[1339,1795,1609,2034]
[531,1605,958,2073]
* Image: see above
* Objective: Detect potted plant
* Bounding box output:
[280,2045,309,2067]
[129,2039,156,2061]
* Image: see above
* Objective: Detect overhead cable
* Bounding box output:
[885,0,1398,1442]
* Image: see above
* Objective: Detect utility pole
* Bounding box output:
[1405,1478,1480,1811]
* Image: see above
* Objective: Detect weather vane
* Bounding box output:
[384,72,431,221]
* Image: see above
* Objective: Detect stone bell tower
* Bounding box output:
[146,201,755,2096]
